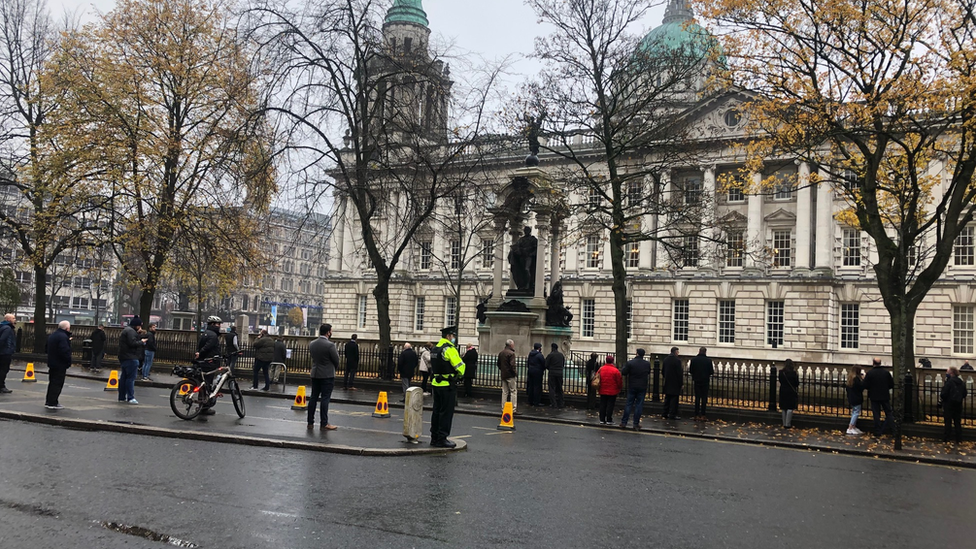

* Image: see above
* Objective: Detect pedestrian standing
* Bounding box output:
[941,366,967,443]
[596,356,622,425]
[689,346,714,421]
[45,321,72,410]
[419,342,432,395]
[224,326,240,373]
[118,316,146,405]
[497,339,518,414]
[526,342,545,406]
[141,324,157,381]
[398,342,418,401]
[545,343,565,408]
[662,347,683,420]
[585,352,599,410]
[961,359,974,371]
[307,323,339,431]
[862,357,894,436]
[343,334,360,389]
[846,366,864,435]
[252,329,274,390]
[462,345,479,398]
[89,323,106,374]
[0,313,15,394]
[778,359,800,428]
[274,335,287,366]
[619,349,650,429]
[429,326,465,448]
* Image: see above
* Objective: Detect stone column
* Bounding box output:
[549,214,562,291]
[655,171,672,269]
[745,172,763,272]
[492,216,507,301]
[814,167,834,273]
[702,166,717,272]
[533,212,550,300]
[795,161,812,273]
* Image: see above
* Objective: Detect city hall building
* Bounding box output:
[325,0,974,366]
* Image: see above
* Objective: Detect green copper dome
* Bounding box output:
[385,0,428,27]
[638,0,721,62]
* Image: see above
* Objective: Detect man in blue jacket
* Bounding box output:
[45,321,72,410]
[0,313,15,393]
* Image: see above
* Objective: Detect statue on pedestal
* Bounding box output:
[545,280,573,327]
[508,226,538,293]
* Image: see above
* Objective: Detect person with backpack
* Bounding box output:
[941,366,968,443]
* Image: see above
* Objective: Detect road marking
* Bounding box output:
[484,431,514,436]
[452,435,472,439]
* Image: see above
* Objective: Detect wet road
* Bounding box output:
[2,406,975,549]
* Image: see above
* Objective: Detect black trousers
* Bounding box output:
[46,367,67,406]
[420,371,430,392]
[587,380,597,410]
[527,370,544,405]
[871,400,893,435]
[463,374,474,397]
[91,351,104,372]
[430,384,457,442]
[308,377,335,426]
[252,359,270,389]
[944,402,963,442]
[0,353,10,388]
[548,374,564,407]
[663,394,680,419]
[344,362,358,388]
[599,394,617,423]
[694,380,710,416]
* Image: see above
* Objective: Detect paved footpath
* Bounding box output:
[4,361,975,467]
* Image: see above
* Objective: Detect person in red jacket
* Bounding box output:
[596,355,623,425]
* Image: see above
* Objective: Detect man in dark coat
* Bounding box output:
[526,342,546,406]
[861,357,894,436]
[89,323,106,374]
[45,321,72,410]
[462,345,479,398]
[398,343,419,401]
[118,316,146,404]
[662,346,683,420]
[689,346,715,420]
[273,336,287,365]
[0,313,15,393]
[544,343,565,408]
[619,349,651,429]
[224,326,240,372]
[343,334,360,389]
[941,366,968,443]
[252,329,274,391]
[308,323,340,430]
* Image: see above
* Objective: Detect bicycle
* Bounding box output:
[170,354,245,420]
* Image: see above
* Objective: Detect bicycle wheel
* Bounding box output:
[231,379,246,418]
[170,379,204,420]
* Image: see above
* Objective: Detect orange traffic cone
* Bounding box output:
[22,362,37,382]
[497,400,516,431]
[104,370,119,391]
[372,391,390,418]
[291,385,308,410]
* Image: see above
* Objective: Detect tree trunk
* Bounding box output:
[888,303,917,451]
[373,272,393,379]
[196,277,204,333]
[32,265,47,353]
[139,288,154,328]
[609,231,629,365]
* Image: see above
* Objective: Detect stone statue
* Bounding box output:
[522,112,546,167]
[508,226,538,292]
[545,280,574,327]
[476,293,492,324]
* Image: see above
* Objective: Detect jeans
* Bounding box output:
[401,375,412,397]
[253,359,270,389]
[308,377,335,426]
[141,351,155,378]
[501,378,518,413]
[599,394,617,423]
[0,353,10,388]
[663,394,679,419]
[871,400,892,435]
[849,404,862,427]
[547,374,564,407]
[119,359,139,401]
[694,380,710,417]
[620,386,646,426]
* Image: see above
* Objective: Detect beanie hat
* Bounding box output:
[129,316,143,327]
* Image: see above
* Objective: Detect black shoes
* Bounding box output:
[0,387,11,394]
[430,439,457,448]
[202,408,216,416]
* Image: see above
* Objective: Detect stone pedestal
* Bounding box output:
[478,304,573,356]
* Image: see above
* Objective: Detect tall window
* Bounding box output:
[718,300,736,343]
[414,297,426,331]
[626,180,643,207]
[587,187,601,208]
[627,243,640,268]
[419,241,432,270]
[673,299,689,342]
[682,235,699,267]
[581,299,595,338]
[445,296,457,328]
[953,306,974,355]
[450,240,461,270]
[358,296,368,328]
[771,166,796,199]
[840,303,860,349]
[681,174,703,206]
[842,169,863,193]
[721,169,746,202]
[766,301,785,347]
[772,230,792,267]
[586,234,601,268]
[954,226,974,266]
[726,230,744,267]
[481,238,495,269]
[242,295,250,311]
[842,229,861,266]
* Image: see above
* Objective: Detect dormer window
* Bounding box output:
[404,37,412,53]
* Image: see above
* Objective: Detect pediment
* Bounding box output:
[764,208,796,225]
[681,89,756,141]
[718,210,747,226]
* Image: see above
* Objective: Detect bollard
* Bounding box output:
[81,339,92,370]
[903,368,916,424]
[652,355,661,402]
[403,386,423,443]
[768,364,778,411]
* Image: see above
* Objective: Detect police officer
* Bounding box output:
[194,315,223,418]
[429,325,465,448]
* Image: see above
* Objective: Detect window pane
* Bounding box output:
[954,226,974,266]
[582,299,595,338]
[840,304,859,349]
[726,230,744,267]
[773,230,792,267]
[766,301,784,346]
[843,229,861,266]
[718,300,735,343]
[673,300,689,342]
[414,297,425,331]
[953,306,974,355]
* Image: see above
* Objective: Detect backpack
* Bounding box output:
[948,377,967,404]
